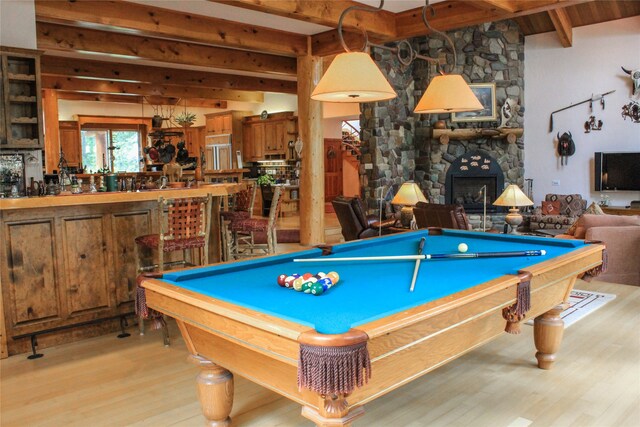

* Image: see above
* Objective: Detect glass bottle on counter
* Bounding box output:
[89,176,97,193]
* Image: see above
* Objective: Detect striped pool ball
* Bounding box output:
[284,276,296,288]
[293,277,305,291]
[301,281,314,293]
[317,277,333,291]
[277,274,287,287]
[326,271,340,285]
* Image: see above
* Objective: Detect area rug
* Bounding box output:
[527,289,616,328]
[252,229,300,244]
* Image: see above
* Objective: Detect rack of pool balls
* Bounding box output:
[277,272,340,296]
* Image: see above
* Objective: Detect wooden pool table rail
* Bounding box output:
[140,241,604,427]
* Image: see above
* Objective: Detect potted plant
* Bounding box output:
[175,112,197,127]
[256,174,275,216]
[256,174,275,186]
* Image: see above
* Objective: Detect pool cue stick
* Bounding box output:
[294,249,546,263]
[425,249,546,259]
[409,237,426,292]
[294,255,425,262]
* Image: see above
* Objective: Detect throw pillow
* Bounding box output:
[566,202,605,236]
[541,200,561,215]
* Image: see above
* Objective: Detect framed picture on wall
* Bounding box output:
[452,83,497,122]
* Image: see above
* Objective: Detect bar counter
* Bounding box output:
[0,183,242,357]
[0,183,242,210]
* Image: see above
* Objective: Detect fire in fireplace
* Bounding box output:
[445,150,504,213]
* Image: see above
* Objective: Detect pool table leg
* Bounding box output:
[533,304,567,370]
[189,354,234,427]
[301,394,365,427]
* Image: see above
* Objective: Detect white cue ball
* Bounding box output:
[458,243,468,253]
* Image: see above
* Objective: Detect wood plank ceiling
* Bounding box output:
[35,0,640,105]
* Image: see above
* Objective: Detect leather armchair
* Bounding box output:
[413,202,471,230]
[332,196,396,241]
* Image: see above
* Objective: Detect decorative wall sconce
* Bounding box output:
[311,0,483,114]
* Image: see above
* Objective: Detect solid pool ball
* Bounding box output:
[458,243,469,253]
[326,271,340,285]
[293,277,305,291]
[302,272,313,280]
[310,283,324,296]
[277,274,288,287]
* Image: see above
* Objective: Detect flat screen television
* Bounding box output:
[594,152,640,191]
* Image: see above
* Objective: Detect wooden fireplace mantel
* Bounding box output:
[433,128,524,144]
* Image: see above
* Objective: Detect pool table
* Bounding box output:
[139,228,604,426]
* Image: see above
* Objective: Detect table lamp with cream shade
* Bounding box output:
[493,184,534,234]
[392,181,427,228]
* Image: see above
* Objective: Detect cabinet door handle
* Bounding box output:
[68,286,79,293]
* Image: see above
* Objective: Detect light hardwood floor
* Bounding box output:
[2,279,639,427]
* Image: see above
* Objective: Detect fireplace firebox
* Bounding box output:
[445,150,504,213]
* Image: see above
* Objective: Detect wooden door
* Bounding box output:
[62,216,112,316]
[218,145,232,170]
[251,123,265,160]
[264,121,276,153]
[324,138,343,202]
[242,123,254,161]
[221,114,232,134]
[2,219,62,329]
[111,210,153,306]
[274,120,286,152]
[59,121,80,167]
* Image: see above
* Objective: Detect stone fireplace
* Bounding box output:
[358,20,525,231]
[445,150,504,213]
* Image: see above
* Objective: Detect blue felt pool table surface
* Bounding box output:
[162,229,586,334]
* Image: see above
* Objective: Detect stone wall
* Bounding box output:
[359,20,525,229]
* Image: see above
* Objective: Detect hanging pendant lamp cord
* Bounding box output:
[421,1,458,74]
[336,0,456,73]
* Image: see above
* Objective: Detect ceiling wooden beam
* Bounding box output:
[34,0,307,56]
[41,56,297,94]
[210,0,396,39]
[180,99,229,109]
[55,91,228,108]
[41,76,264,103]
[311,28,387,58]
[548,8,573,47]
[36,22,297,77]
[394,0,591,41]
[470,1,520,13]
[56,92,144,104]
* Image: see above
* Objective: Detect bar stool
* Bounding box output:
[134,194,212,344]
[229,186,282,258]
[220,181,257,261]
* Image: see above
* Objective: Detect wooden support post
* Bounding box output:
[297,50,324,246]
[42,89,60,174]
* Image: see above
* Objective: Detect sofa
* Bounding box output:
[332,196,396,241]
[529,193,587,231]
[557,214,640,286]
[413,202,471,230]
